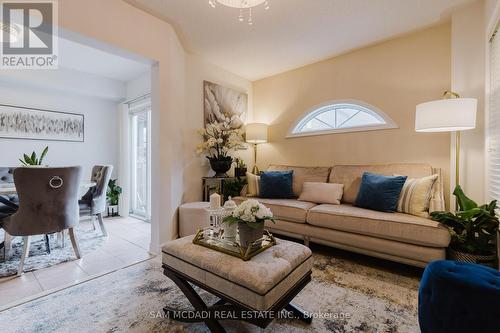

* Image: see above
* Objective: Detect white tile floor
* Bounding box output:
[0,216,152,309]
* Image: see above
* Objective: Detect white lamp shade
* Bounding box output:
[245,123,268,143]
[415,98,477,132]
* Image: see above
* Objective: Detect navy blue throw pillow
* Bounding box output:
[354,172,407,212]
[259,171,294,199]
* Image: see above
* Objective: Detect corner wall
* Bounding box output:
[252,24,452,205]
[451,0,486,205]
[59,0,252,251]
[183,54,253,204]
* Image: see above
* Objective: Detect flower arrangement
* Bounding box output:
[223,199,275,228]
[196,121,245,160]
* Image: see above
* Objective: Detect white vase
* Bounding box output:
[223,223,238,241]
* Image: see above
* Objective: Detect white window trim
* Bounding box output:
[286,99,398,138]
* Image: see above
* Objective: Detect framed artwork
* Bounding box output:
[0,104,84,142]
[203,81,247,130]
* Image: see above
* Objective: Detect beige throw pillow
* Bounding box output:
[246,172,260,197]
[298,182,344,205]
[396,174,438,218]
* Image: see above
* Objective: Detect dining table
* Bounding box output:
[0,181,97,195]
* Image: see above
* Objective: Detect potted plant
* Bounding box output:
[234,158,247,177]
[431,185,499,267]
[106,179,122,217]
[196,121,244,177]
[223,177,247,201]
[19,146,48,167]
[222,199,275,249]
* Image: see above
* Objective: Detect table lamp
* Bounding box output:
[415,91,477,208]
[245,123,268,174]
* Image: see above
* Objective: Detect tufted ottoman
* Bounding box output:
[162,235,313,333]
[418,260,500,333]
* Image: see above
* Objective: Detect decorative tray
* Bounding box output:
[192,228,276,261]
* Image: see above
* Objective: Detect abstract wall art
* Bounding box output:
[0,104,84,142]
[203,81,247,130]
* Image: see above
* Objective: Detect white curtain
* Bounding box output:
[488,26,500,201]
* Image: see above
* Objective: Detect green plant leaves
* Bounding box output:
[106,178,122,206]
[21,146,49,166]
[453,185,477,211]
[39,146,48,164]
[430,185,499,255]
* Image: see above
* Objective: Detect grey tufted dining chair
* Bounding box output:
[0,167,18,259]
[79,165,113,236]
[2,166,82,276]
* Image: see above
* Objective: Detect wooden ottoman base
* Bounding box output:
[163,264,312,333]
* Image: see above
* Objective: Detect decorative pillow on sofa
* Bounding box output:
[396,174,438,218]
[354,172,407,212]
[259,170,294,199]
[245,172,260,197]
[298,182,344,204]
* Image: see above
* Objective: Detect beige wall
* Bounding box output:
[59,0,252,251]
[183,54,253,203]
[451,0,486,206]
[252,24,452,205]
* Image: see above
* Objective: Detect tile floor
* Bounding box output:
[0,216,152,309]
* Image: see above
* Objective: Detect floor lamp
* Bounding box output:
[245,123,268,175]
[415,91,477,210]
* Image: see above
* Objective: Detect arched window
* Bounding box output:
[288,100,397,137]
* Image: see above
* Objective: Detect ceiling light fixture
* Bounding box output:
[0,21,19,43]
[208,0,270,25]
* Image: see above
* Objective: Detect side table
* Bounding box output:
[202,177,237,202]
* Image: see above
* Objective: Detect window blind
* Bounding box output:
[489,24,500,201]
[127,94,151,115]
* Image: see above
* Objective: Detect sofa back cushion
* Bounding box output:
[329,163,434,204]
[268,165,331,197]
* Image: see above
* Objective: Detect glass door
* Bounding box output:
[130,99,151,221]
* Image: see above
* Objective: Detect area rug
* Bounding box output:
[0,223,105,277]
[0,245,422,332]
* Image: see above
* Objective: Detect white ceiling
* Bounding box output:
[125,0,472,81]
[58,37,151,82]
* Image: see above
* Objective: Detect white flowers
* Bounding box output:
[196,121,245,158]
[233,199,274,223]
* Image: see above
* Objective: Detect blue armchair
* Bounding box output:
[419,260,500,333]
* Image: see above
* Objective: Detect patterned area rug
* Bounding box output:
[0,224,105,277]
[0,244,422,332]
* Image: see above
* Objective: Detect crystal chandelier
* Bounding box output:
[208,0,270,25]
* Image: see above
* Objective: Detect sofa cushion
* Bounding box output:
[306,203,450,247]
[268,165,331,197]
[246,172,260,197]
[329,164,434,204]
[259,170,294,199]
[298,182,344,205]
[397,174,438,218]
[234,196,316,223]
[353,173,407,212]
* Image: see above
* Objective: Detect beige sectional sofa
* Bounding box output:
[234,163,451,267]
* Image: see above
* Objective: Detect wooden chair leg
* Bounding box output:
[68,228,81,259]
[97,213,107,236]
[18,236,31,276]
